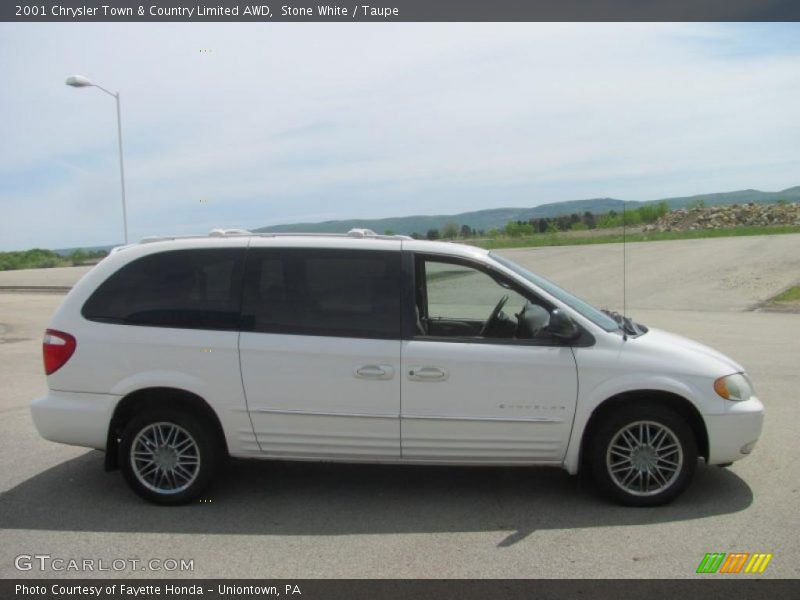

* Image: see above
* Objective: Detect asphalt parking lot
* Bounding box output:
[1,235,798,579]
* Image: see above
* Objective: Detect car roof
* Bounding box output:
[109,228,490,261]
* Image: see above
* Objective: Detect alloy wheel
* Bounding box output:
[130,422,201,495]
[605,420,684,497]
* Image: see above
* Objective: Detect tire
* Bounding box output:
[588,403,697,507]
[119,408,220,505]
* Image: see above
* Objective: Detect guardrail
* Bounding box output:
[0,285,72,293]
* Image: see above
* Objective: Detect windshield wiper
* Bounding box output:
[601,309,646,337]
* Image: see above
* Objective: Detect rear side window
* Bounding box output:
[242,248,401,339]
[82,249,245,330]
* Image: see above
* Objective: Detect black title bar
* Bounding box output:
[4,579,800,600]
[4,0,800,22]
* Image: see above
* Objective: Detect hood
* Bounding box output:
[632,327,744,375]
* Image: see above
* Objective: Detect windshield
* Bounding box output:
[489,252,620,332]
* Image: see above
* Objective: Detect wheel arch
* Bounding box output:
[104,387,228,471]
[578,389,709,474]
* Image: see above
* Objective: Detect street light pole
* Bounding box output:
[66,75,129,245]
[113,92,129,245]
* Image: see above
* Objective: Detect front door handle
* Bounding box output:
[408,366,449,382]
[354,364,394,380]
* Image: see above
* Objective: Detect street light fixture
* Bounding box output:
[66,74,129,245]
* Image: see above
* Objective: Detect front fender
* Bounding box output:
[563,374,710,474]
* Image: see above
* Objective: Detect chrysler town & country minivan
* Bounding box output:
[31,229,764,506]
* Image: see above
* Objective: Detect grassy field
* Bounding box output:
[763,285,800,313]
[770,286,800,304]
[469,225,800,250]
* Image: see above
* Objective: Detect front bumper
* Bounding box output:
[31,390,119,450]
[704,396,764,465]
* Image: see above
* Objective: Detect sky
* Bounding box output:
[0,22,799,250]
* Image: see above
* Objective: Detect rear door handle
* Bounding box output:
[354,364,394,380]
[408,366,449,382]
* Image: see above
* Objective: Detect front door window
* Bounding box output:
[418,257,553,341]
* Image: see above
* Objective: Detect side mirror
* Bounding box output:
[547,309,580,343]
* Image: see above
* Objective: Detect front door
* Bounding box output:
[239,243,403,460]
[401,254,578,463]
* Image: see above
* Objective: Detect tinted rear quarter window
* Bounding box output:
[82,248,245,330]
[242,248,401,339]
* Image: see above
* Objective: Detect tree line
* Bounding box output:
[397,201,670,240]
[0,248,108,271]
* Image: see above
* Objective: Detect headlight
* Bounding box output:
[714,373,753,402]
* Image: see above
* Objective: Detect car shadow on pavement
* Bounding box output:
[0,451,753,547]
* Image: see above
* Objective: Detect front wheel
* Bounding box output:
[588,403,697,506]
[119,409,220,505]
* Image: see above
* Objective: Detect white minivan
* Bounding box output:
[31,229,763,506]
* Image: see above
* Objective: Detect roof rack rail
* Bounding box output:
[255,229,412,240]
[135,228,413,244]
[138,234,205,244]
[346,228,376,238]
[345,228,412,240]
[209,228,252,237]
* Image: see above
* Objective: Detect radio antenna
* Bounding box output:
[622,199,627,320]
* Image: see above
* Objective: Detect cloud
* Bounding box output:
[0,23,799,249]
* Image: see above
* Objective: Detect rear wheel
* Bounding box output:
[119,408,220,505]
[589,403,697,506]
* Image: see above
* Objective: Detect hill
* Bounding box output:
[254,186,800,235]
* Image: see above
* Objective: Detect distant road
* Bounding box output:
[0,265,92,289]
[1,234,798,311]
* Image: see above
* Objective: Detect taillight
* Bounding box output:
[43,329,77,375]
